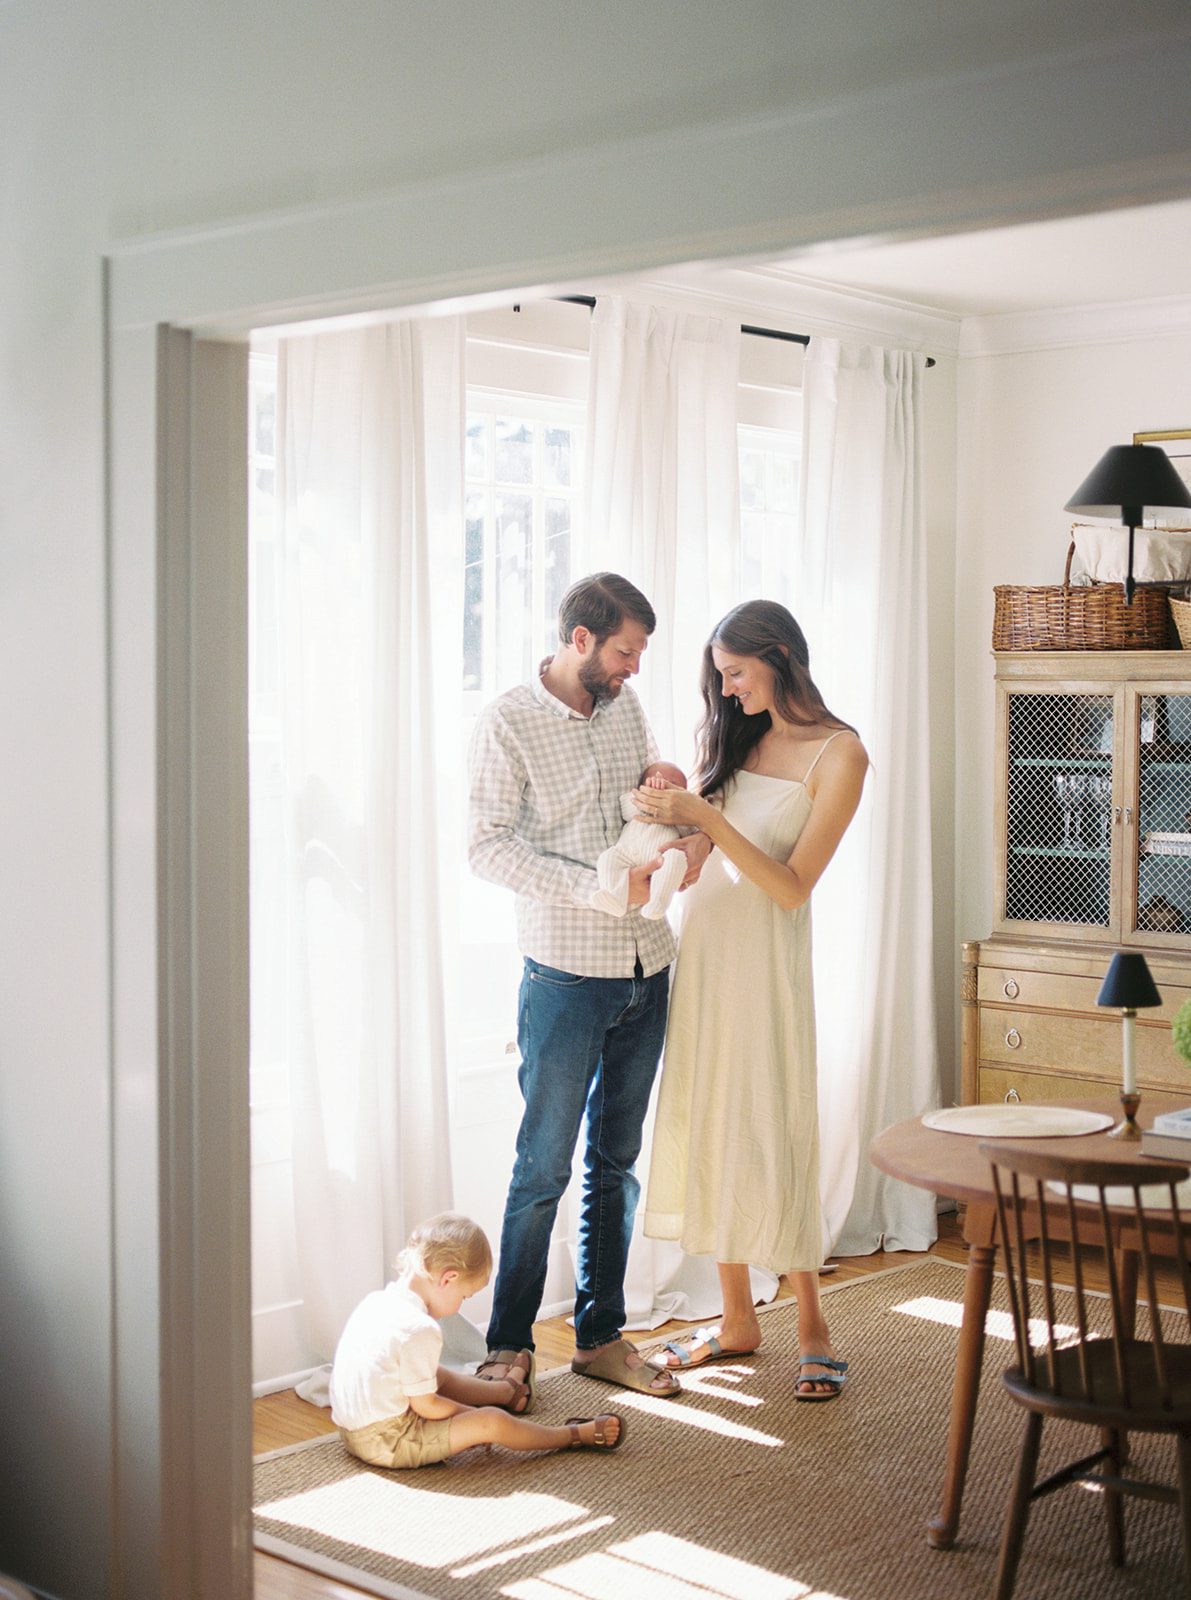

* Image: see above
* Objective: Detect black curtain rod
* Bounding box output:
[531,294,935,368]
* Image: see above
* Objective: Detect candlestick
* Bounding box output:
[1121,1008,1136,1096]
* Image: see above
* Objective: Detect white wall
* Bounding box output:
[954,319,1191,1002]
[3,3,1190,1595]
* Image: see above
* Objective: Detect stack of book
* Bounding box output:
[1141,1105,1191,1160]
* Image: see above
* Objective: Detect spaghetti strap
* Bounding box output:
[803,730,847,783]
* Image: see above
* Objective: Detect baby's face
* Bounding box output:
[643,762,687,790]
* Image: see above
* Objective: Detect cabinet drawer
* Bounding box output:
[979,1010,1191,1090]
[978,1065,1191,1122]
[978,965,1191,1022]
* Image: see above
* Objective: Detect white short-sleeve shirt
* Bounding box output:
[328,1279,443,1431]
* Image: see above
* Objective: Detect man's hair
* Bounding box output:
[558,572,656,645]
[395,1212,492,1282]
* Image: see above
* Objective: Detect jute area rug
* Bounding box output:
[254,1259,1185,1600]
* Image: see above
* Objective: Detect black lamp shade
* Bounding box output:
[1097,951,1162,1009]
[1065,444,1191,522]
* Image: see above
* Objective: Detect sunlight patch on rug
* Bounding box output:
[498,1536,835,1600]
[893,1293,1077,1346]
[614,1531,829,1599]
[611,1385,783,1444]
[450,1517,615,1579]
[257,1474,592,1568]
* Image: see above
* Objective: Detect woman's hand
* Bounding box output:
[631,781,714,828]
[664,830,713,889]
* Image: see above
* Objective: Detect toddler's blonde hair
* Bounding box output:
[396,1212,492,1284]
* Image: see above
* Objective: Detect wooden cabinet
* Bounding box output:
[965,652,1191,1109]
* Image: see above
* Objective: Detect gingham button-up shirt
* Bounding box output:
[468,667,677,978]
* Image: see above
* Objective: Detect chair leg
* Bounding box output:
[1176,1430,1191,1599]
[995,1412,1043,1600]
[1100,1427,1125,1567]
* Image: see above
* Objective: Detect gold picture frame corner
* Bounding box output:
[1133,427,1191,447]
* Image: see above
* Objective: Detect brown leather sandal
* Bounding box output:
[564,1412,627,1451]
[476,1348,536,1413]
[475,1347,525,1380]
[501,1378,533,1414]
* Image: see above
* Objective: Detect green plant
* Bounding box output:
[1172,997,1191,1067]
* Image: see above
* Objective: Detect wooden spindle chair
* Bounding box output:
[978,1140,1191,1600]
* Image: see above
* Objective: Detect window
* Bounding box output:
[457,391,587,1057]
[463,393,584,701]
[246,333,804,1086]
[738,422,801,601]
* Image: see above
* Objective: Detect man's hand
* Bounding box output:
[626,858,663,906]
[663,831,712,890]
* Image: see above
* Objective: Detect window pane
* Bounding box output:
[544,425,572,488]
[738,424,800,602]
[464,395,583,694]
[740,448,766,510]
[495,492,533,683]
[544,497,572,656]
[466,414,488,479]
[741,510,766,596]
[495,417,534,485]
[768,452,797,513]
[464,492,485,692]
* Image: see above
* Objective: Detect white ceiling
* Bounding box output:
[770,197,1191,319]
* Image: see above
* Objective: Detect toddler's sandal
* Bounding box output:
[565,1412,627,1451]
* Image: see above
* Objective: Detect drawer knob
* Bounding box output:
[1003,979,1020,999]
[1004,1087,1021,1104]
[1005,1028,1022,1049]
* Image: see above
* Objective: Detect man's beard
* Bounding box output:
[579,656,622,703]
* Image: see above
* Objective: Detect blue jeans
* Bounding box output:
[487,957,670,1353]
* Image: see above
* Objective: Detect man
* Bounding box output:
[468,572,706,1396]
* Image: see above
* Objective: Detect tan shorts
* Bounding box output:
[340,1409,454,1470]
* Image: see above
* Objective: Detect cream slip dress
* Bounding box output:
[643,732,844,1273]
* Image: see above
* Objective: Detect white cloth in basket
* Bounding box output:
[1073,524,1191,584]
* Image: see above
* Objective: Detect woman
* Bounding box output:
[638,600,868,1400]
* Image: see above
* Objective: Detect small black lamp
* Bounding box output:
[1065,444,1191,606]
[1097,951,1162,1139]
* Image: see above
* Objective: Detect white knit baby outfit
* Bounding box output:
[592,792,688,921]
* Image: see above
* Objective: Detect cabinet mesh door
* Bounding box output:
[1004,692,1112,929]
[1137,692,1191,935]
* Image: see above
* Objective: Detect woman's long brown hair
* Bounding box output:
[696,600,854,798]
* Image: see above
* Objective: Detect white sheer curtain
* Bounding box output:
[583,295,779,1324]
[274,318,465,1360]
[798,337,940,1255]
[585,297,742,768]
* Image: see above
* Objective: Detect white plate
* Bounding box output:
[922,1104,1115,1138]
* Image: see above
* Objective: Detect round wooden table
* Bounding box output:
[869,1104,1186,1550]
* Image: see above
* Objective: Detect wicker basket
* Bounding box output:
[992,541,1175,651]
[1171,596,1191,649]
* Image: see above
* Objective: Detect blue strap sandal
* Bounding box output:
[652,1327,758,1370]
[795,1354,848,1401]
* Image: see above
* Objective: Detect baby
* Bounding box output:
[329,1212,624,1468]
[592,760,690,921]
